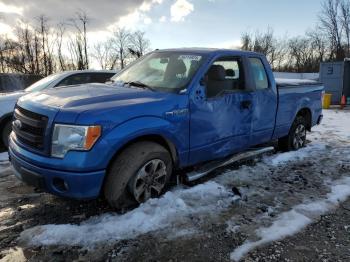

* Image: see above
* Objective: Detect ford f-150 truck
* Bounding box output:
[8,48,323,209]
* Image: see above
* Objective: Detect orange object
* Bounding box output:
[84,126,101,150]
[340,94,346,109]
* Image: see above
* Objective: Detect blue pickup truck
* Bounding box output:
[8,48,323,208]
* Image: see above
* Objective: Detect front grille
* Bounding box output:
[12,106,48,150]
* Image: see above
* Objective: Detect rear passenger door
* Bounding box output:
[248,57,277,145]
[189,56,254,165]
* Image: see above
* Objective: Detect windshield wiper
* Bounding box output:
[124,81,155,91]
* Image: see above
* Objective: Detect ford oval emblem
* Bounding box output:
[13,119,22,130]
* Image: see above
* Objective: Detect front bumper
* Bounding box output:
[9,138,105,199]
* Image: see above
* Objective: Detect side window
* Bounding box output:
[205,57,245,98]
[91,73,115,83]
[55,74,92,87]
[213,60,240,79]
[248,58,269,90]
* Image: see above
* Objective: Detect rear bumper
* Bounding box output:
[9,138,105,199]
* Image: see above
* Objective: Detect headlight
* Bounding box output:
[51,124,101,158]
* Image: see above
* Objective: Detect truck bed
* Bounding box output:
[273,79,323,140]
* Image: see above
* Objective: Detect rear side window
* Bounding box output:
[56,73,93,87]
[249,58,269,90]
[91,73,116,83]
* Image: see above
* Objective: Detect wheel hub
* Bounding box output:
[129,159,167,203]
[293,124,306,149]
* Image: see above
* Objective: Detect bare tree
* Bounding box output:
[0,12,153,74]
[112,28,130,69]
[240,28,285,70]
[37,15,48,75]
[340,0,350,56]
[307,29,328,63]
[91,39,118,69]
[68,34,85,70]
[273,37,289,71]
[319,0,344,60]
[69,11,89,69]
[56,23,67,71]
[77,11,89,68]
[129,30,150,58]
[287,37,313,72]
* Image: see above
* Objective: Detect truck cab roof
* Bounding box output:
[154,47,262,56]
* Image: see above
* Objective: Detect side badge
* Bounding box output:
[165,108,189,118]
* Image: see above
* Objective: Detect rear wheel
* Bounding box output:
[278,116,307,151]
[1,120,12,149]
[103,141,173,209]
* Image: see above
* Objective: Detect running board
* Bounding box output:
[185,146,275,182]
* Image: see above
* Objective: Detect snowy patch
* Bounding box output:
[311,110,350,141]
[0,207,15,220]
[265,144,326,166]
[165,228,197,240]
[226,220,240,234]
[19,181,233,247]
[230,177,350,261]
[0,152,8,163]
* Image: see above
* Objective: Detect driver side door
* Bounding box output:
[189,56,255,165]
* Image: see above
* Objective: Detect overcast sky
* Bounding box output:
[0,0,324,49]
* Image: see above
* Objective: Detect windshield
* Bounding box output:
[111,52,205,92]
[25,73,62,92]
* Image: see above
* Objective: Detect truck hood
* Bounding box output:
[19,83,168,110]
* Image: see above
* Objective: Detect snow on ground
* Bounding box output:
[264,143,326,166]
[230,177,350,261]
[0,152,8,163]
[311,110,350,140]
[13,110,350,255]
[19,181,234,246]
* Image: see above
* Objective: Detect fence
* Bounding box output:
[0,74,42,93]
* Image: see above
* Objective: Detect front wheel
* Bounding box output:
[103,141,173,209]
[278,116,307,151]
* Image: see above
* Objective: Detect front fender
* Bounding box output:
[100,116,189,168]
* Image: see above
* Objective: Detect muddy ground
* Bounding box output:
[0,110,350,262]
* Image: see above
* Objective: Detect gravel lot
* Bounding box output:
[0,109,349,262]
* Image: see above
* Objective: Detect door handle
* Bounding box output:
[240,100,252,110]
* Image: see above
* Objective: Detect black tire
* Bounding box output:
[1,120,12,149]
[103,141,173,209]
[278,116,307,152]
